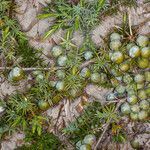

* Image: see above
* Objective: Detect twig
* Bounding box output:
[128,10,133,36]
[54,103,64,132]
[94,123,110,150]
[0,67,62,71]
[79,59,95,69]
[0,58,96,71]
[0,62,149,72]
[94,100,125,150]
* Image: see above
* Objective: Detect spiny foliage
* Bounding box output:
[15,40,43,67]
[0,0,142,148]
[3,94,48,136]
[62,102,102,143]
[97,104,120,123]
[39,0,136,38]
[15,132,63,150]
[0,0,11,17]
[63,102,121,144]
[38,0,110,38]
[0,0,43,67]
[30,74,54,104]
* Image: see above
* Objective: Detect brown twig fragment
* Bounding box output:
[0,67,62,71]
[94,100,125,150]
[54,103,64,132]
[79,59,95,69]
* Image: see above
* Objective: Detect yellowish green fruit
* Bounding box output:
[129,46,141,58]
[127,90,136,96]
[57,55,67,67]
[145,87,150,97]
[127,95,138,105]
[38,100,50,111]
[83,134,96,145]
[111,51,124,64]
[80,67,91,78]
[138,110,148,120]
[126,43,135,50]
[137,83,145,90]
[119,62,130,72]
[110,78,119,87]
[138,90,147,100]
[123,74,133,84]
[76,141,82,149]
[136,35,149,47]
[51,46,63,58]
[134,74,145,83]
[49,80,57,88]
[84,51,93,60]
[145,71,150,82]
[55,81,65,91]
[131,104,140,113]
[110,33,121,41]
[36,74,44,81]
[56,70,66,79]
[115,85,126,94]
[126,85,136,96]
[8,67,24,82]
[141,47,150,58]
[106,92,117,101]
[139,100,149,110]
[130,113,138,121]
[109,40,122,51]
[79,144,91,150]
[137,58,149,69]
[130,139,140,149]
[121,102,131,115]
[91,73,100,83]
[111,68,122,77]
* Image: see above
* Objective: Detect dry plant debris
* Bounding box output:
[0,0,150,150]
